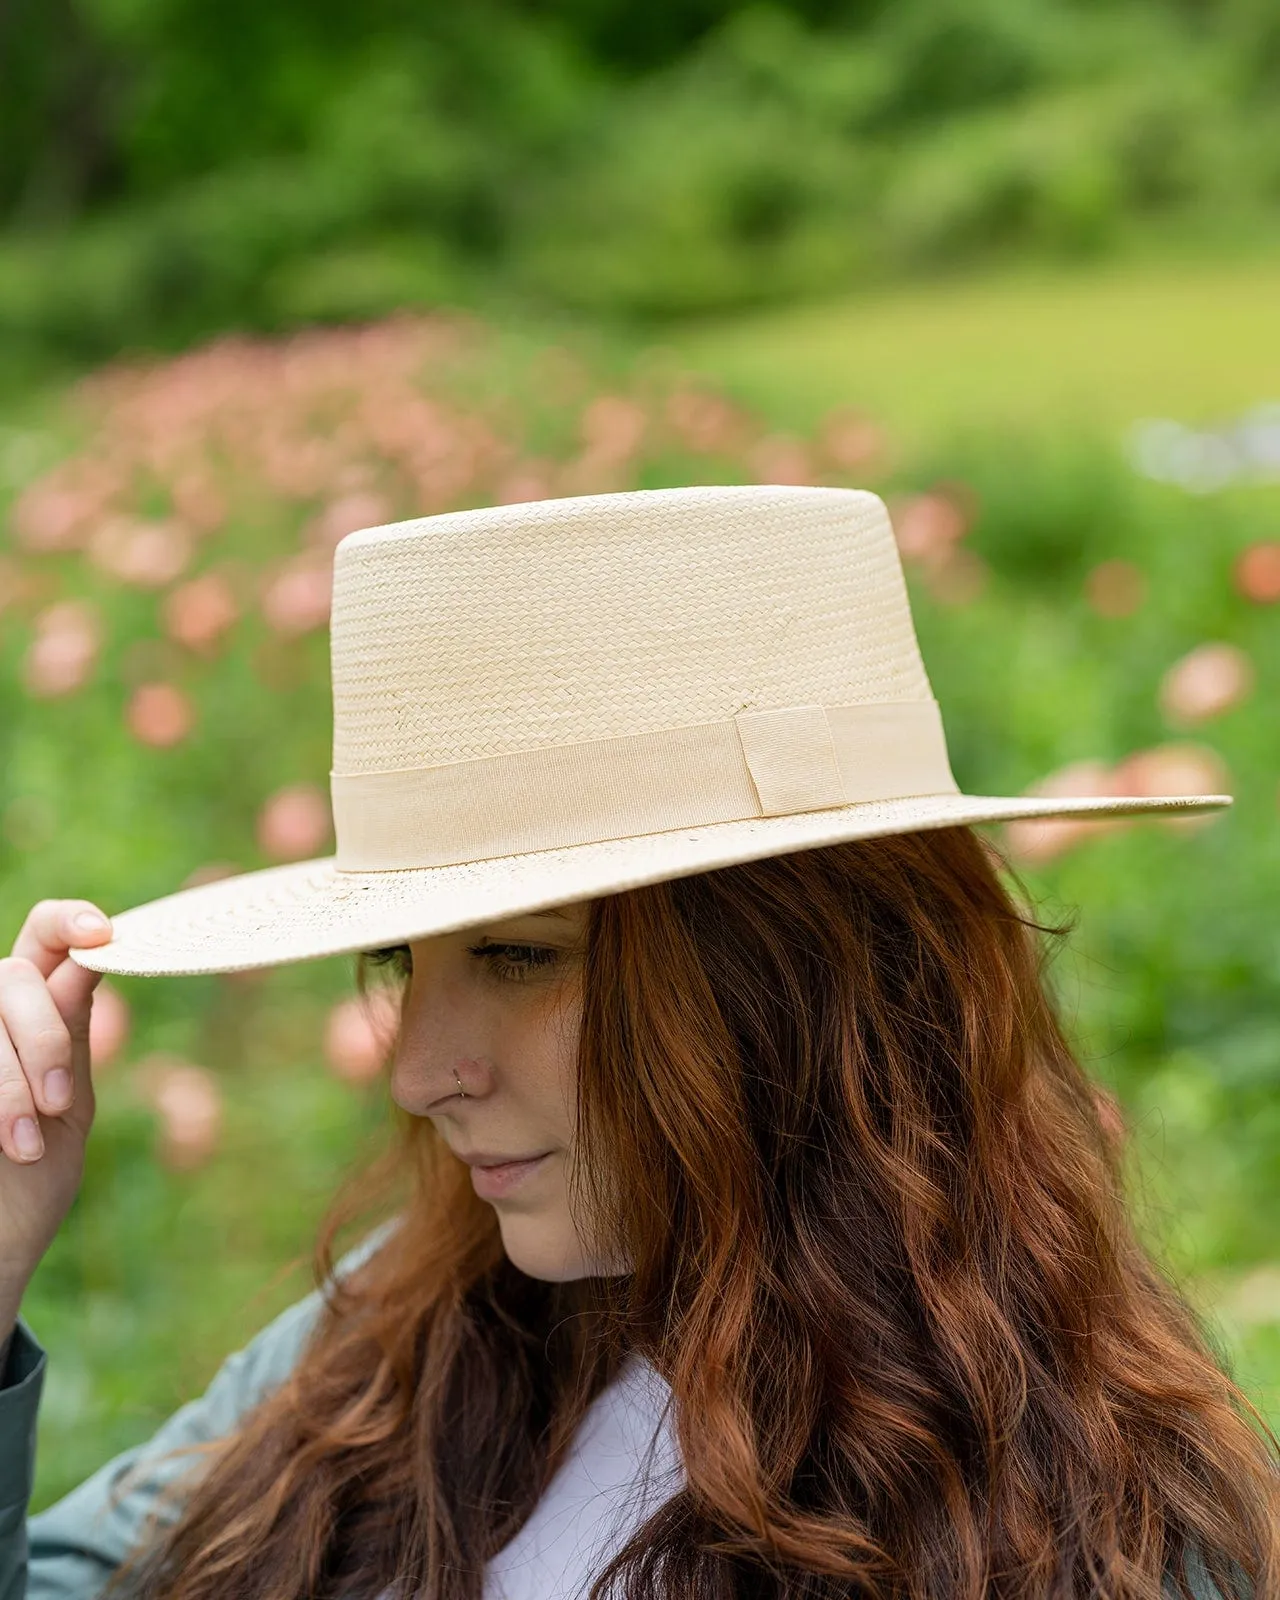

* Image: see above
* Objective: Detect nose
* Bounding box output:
[388,944,493,1114]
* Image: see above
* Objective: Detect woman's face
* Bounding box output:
[390,898,617,1282]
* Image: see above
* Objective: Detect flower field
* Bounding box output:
[2,290,1278,1505]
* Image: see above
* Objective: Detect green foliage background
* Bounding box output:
[5,0,1280,371]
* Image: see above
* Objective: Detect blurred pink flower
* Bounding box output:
[180,860,241,890]
[257,783,332,861]
[34,597,99,637]
[11,481,88,553]
[126,682,195,747]
[399,414,493,508]
[222,963,269,990]
[135,1055,223,1170]
[818,408,888,473]
[748,435,813,485]
[580,396,647,467]
[306,490,391,555]
[494,463,554,505]
[1001,759,1131,866]
[664,387,747,454]
[1112,741,1231,834]
[1158,642,1254,725]
[324,992,400,1084]
[365,395,457,469]
[161,570,240,655]
[29,317,482,566]
[891,491,970,563]
[1085,559,1146,618]
[10,458,127,553]
[558,455,627,496]
[1233,542,1280,605]
[260,554,333,636]
[922,546,989,607]
[1113,740,1229,797]
[23,600,103,698]
[86,516,194,588]
[1004,741,1230,863]
[170,470,227,534]
[88,981,130,1068]
[411,456,484,509]
[259,436,332,499]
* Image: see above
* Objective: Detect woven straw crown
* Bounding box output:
[66,483,1230,977]
[328,484,960,870]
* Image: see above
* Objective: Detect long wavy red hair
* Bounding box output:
[100,826,1277,1598]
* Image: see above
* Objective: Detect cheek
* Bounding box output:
[519,990,582,1126]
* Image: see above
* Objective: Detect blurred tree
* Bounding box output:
[0,0,1270,358]
[0,0,121,221]
[507,0,878,71]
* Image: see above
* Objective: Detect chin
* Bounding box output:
[497,1218,596,1283]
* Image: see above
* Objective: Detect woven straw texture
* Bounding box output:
[330,485,930,774]
[66,484,1231,977]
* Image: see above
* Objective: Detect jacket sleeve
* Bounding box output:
[0,1216,402,1600]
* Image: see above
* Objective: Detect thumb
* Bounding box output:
[45,951,105,1030]
[46,956,105,1102]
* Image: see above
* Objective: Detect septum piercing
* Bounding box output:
[454,1069,468,1099]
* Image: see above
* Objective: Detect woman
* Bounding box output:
[2,485,1274,1598]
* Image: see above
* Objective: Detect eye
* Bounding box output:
[356,942,561,985]
[360,944,412,978]
[466,942,560,983]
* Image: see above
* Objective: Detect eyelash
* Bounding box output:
[359,942,559,984]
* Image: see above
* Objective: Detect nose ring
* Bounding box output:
[454,1069,468,1099]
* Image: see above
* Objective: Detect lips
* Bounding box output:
[467,1151,551,1199]
[456,1150,550,1168]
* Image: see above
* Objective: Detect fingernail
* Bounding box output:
[45,1069,71,1109]
[14,1118,42,1159]
[74,911,109,935]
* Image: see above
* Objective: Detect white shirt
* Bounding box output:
[482,1352,683,1600]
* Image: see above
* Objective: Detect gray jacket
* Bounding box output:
[0,1218,400,1600]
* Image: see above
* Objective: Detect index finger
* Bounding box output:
[11,899,114,982]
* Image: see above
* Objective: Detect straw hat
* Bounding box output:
[68,485,1231,978]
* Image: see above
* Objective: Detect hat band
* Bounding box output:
[330,699,960,871]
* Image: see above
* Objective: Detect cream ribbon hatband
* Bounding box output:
[331,700,961,871]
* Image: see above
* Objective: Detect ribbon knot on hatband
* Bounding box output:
[330,698,960,871]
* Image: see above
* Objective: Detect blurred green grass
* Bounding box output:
[666,247,1280,452]
[2,259,1278,1509]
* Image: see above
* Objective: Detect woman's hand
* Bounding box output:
[0,900,113,1300]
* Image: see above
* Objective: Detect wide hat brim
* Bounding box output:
[67,788,1230,978]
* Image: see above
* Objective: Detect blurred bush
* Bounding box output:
[2,0,1278,368]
